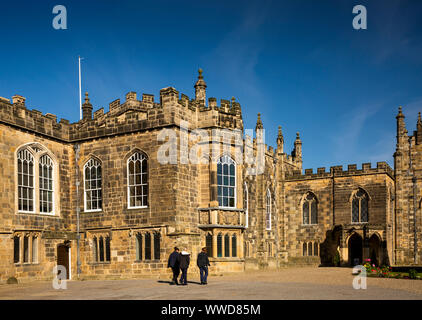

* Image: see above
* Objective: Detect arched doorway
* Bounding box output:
[348,233,363,266]
[57,243,70,280]
[369,234,381,266]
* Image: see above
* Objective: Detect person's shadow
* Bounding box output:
[157,280,202,285]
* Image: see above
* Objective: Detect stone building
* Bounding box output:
[0,70,420,282]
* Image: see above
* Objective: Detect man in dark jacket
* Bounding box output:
[179,248,190,285]
[197,247,210,285]
[167,247,180,285]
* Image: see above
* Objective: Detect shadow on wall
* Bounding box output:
[319,226,342,267]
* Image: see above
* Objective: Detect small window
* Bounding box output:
[23,235,29,263]
[32,236,38,263]
[231,234,237,257]
[136,234,142,261]
[13,236,20,263]
[206,233,213,257]
[105,237,111,262]
[154,233,160,260]
[303,243,307,256]
[217,233,223,257]
[224,234,230,257]
[144,232,151,260]
[93,237,98,262]
[314,242,319,256]
[308,243,313,256]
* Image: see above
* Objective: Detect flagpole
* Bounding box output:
[78,56,82,120]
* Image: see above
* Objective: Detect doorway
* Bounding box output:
[57,243,70,280]
[348,233,363,266]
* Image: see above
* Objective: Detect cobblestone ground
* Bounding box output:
[1,267,422,300]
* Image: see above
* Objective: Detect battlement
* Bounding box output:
[0,84,244,142]
[286,162,394,180]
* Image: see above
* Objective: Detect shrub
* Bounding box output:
[409,269,417,279]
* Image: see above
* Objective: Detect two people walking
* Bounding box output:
[167,247,210,285]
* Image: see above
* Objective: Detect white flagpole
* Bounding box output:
[78,56,82,120]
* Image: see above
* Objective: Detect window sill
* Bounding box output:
[17,211,58,217]
[89,261,111,265]
[134,259,161,263]
[127,206,148,210]
[84,209,103,213]
[301,224,318,227]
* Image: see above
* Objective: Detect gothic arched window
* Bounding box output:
[39,155,54,214]
[17,149,34,212]
[84,158,102,211]
[217,155,236,208]
[303,192,317,225]
[217,233,223,257]
[127,152,148,209]
[232,234,237,257]
[352,189,369,223]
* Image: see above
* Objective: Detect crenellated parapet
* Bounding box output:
[286,161,394,181]
[0,70,245,142]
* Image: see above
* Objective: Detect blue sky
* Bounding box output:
[1,0,422,171]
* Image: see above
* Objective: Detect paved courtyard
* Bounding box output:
[1,267,422,300]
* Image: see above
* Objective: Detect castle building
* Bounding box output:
[0,70,420,282]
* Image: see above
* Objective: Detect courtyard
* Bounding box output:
[0,267,421,300]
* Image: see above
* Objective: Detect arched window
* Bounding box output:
[308,242,313,256]
[144,232,151,260]
[17,149,34,212]
[32,236,38,263]
[127,152,148,208]
[303,243,307,256]
[93,236,98,261]
[232,234,237,257]
[13,236,20,263]
[84,158,102,211]
[352,189,369,223]
[136,233,142,261]
[244,183,248,228]
[105,236,111,262]
[154,233,161,260]
[217,233,223,257]
[303,192,317,225]
[224,233,230,257]
[206,233,213,257]
[266,189,271,230]
[99,236,105,262]
[217,155,236,208]
[314,242,319,256]
[39,155,54,214]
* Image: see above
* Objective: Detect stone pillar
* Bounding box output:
[212,233,217,258]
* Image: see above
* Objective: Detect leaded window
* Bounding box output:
[224,233,230,257]
[39,155,53,213]
[93,235,111,263]
[84,158,102,211]
[13,236,20,263]
[308,242,313,256]
[232,234,237,257]
[217,155,236,208]
[352,189,369,223]
[136,233,142,260]
[303,192,317,225]
[217,233,223,257]
[303,243,307,256]
[206,233,213,257]
[18,149,34,212]
[266,189,271,230]
[314,242,319,256]
[144,232,151,260]
[128,152,148,208]
[154,233,160,260]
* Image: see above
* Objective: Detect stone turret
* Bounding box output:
[396,106,407,147]
[255,113,263,131]
[82,92,93,121]
[293,132,302,162]
[416,112,422,145]
[194,68,207,104]
[276,125,284,154]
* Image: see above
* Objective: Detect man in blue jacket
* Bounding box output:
[167,247,180,285]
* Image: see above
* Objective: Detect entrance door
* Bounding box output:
[348,233,363,266]
[57,244,70,280]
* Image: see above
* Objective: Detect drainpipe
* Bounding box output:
[74,144,81,278]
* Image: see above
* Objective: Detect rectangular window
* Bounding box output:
[153,233,160,260]
[23,236,29,263]
[14,236,20,263]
